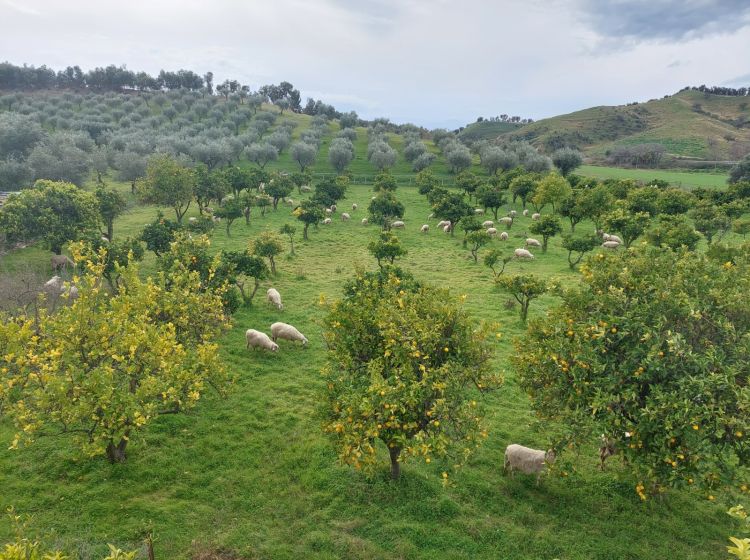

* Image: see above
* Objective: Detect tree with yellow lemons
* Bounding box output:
[0,245,230,463]
[321,267,502,480]
[514,246,750,497]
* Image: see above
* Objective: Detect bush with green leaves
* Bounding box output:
[561,233,599,269]
[135,154,195,223]
[496,274,549,322]
[529,215,562,252]
[431,191,473,237]
[514,246,750,497]
[251,231,284,275]
[646,214,702,251]
[140,212,183,256]
[367,231,407,267]
[293,199,325,240]
[602,206,651,248]
[321,268,501,480]
[368,191,405,231]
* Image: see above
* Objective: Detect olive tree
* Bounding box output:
[552,147,583,176]
[290,141,317,172]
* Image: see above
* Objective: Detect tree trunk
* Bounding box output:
[106,437,128,463]
[107,221,114,242]
[244,208,251,225]
[520,301,529,323]
[303,224,309,240]
[389,446,402,480]
[290,239,295,255]
[269,256,276,275]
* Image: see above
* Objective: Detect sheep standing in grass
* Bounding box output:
[523,209,529,217]
[270,322,308,346]
[420,224,429,233]
[246,329,279,352]
[499,231,509,241]
[603,233,623,244]
[267,288,283,310]
[509,210,517,218]
[325,208,333,215]
[474,208,485,215]
[532,213,541,221]
[323,217,332,225]
[331,204,337,213]
[504,444,556,484]
[391,220,405,229]
[50,255,75,273]
[443,224,451,234]
[341,212,350,221]
[514,248,535,259]
[437,220,451,229]
[44,276,64,294]
[486,227,498,236]
[361,218,368,226]
[482,220,494,228]
[525,238,542,248]
[352,203,358,211]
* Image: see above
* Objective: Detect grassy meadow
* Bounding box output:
[577,164,730,189]
[0,171,743,559]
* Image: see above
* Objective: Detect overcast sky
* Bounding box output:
[1,0,749,128]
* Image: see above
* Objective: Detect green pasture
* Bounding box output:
[577,164,730,189]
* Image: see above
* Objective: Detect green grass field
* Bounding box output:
[577,165,730,189]
[0,174,742,559]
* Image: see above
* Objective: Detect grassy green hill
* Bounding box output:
[507,90,750,161]
[458,121,523,143]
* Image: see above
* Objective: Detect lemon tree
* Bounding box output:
[321,268,502,480]
[514,246,750,497]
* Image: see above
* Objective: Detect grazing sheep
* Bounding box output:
[270,322,308,346]
[420,224,429,233]
[189,217,197,223]
[67,285,79,300]
[523,209,529,217]
[391,220,405,229]
[325,208,333,215]
[525,238,542,248]
[474,208,485,215]
[499,231,509,241]
[498,217,513,226]
[44,276,63,294]
[443,224,451,233]
[514,248,535,259]
[352,203,358,211]
[504,444,556,483]
[323,217,332,225]
[486,227,498,236]
[361,218,369,226]
[341,212,350,221]
[245,329,279,352]
[602,241,620,249]
[603,233,623,244]
[50,255,75,273]
[482,220,494,228]
[266,288,283,310]
[437,220,451,229]
[531,213,541,221]
[331,204,337,212]
[509,210,517,218]
[300,185,312,193]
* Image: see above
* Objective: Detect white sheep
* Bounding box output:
[498,217,513,226]
[443,224,451,233]
[270,322,308,346]
[391,220,405,229]
[486,227,498,236]
[341,212,350,221]
[189,217,197,223]
[531,213,541,221]
[361,218,369,226]
[474,208,485,215]
[325,208,333,215]
[420,224,429,233]
[602,241,620,249]
[300,185,312,193]
[514,248,535,259]
[352,203,358,211]
[525,238,542,248]
[499,231,509,241]
[246,329,279,352]
[522,209,529,217]
[323,217,332,225]
[44,275,63,294]
[266,288,283,310]
[330,204,337,212]
[284,198,295,207]
[509,210,517,218]
[504,444,556,483]
[437,220,451,229]
[603,233,623,244]
[482,220,494,228]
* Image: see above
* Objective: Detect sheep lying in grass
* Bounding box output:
[602,241,620,249]
[514,248,535,259]
[504,444,556,484]
[532,213,541,221]
[525,238,542,248]
[420,224,429,233]
[270,322,308,346]
[499,231,509,241]
[267,288,283,310]
[474,208,485,215]
[322,217,332,225]
[352,203,358,211]
[246,329,279,352]
[523,209,529,217]
[603,233,623,244]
